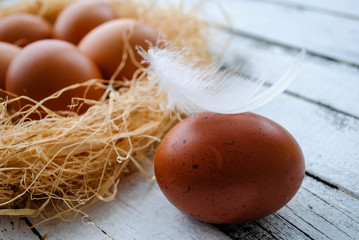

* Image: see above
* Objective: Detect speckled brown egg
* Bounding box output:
[154,112,305,224]
[0,13,52,47]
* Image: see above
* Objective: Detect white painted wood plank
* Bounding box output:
[84,170,232,240]
[29,168,231,240]
[30,171,359,239]
[201,0,359,65]
[217,176,359,240]
[282,181,359,239]
[210,32,359,117]
[253,90,359,197]
[219,213,313,240]
[301,178,359,238]
[303,176,359,223]
[33,215,110,240]
[263,0,359,19]
[0,216,38,240]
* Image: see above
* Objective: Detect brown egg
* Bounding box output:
[78,18,160,81]
[54,0,117,44]
[154,112,305,224]
[0,42,21,100]
[0,13,52,47]
[6,39,104,116]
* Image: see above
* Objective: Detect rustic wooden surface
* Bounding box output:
[1,0,359,239]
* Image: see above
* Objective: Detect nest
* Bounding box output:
[0,0,212,222]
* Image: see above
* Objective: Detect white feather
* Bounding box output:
[140,46,305,115]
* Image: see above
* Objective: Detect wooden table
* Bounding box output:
[1,0,359,239]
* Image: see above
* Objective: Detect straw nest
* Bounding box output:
[0,0,212,221]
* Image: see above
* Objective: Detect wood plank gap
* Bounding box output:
[221,26,359,69]
[20,217,43,240]
[284,90,359,120]
[305,172,338,190]
[249,0,359,21]
[84,216,114,240]
[219,69,359,121]
[306,170,359,201]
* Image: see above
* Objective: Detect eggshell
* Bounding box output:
[54,0,117,44]
[6,39,104,116]
[154,112,305,224]
[0,13,52,47]
[0,42,21,100]
[78,18,159,80]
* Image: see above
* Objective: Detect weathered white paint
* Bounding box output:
[201,0,359,65]
[283,179,359,239]
[84,170,232,240]
[254,92,359,197]
[217,177,359,240]
[0,216,38,240]
[22,173,359,240]
[27,168,231,240]
[33,215,110,240]
[303,175,359,222]
[264,0,359,19]
[210,32,359,117]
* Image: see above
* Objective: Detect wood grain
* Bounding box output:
[31,169,232,240]
[34,216,110,240]
[262,0,359,19]
[254,92,359,198]
[0,216,38,240]
[203,0,359,65]
[210,33,359,117]
[10,171,358,240]
[216,177,359,240]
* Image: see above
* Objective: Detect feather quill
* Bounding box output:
[141,46,305,115]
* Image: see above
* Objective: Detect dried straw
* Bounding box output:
[0,0,212,221]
